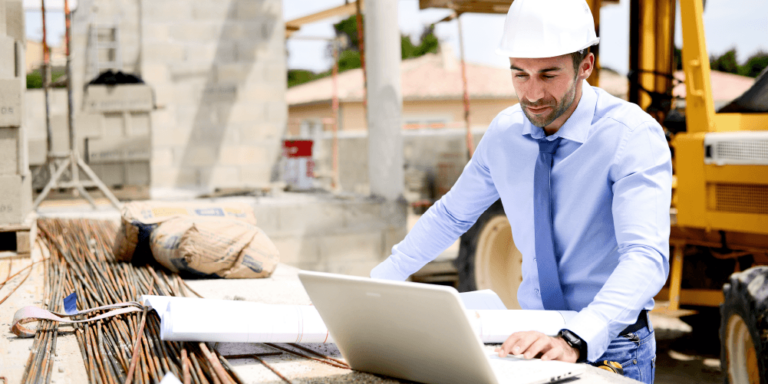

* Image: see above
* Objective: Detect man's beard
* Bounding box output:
[521,80,578,128]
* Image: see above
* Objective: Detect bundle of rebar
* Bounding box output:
[21,218,244,384]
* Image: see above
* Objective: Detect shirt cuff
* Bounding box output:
[370,258,409,281]
[563,309,610,362]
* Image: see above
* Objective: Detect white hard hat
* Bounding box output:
[496,0,600,58]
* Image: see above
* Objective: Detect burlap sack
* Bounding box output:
[113,201,257,262]
[149,217,279,278]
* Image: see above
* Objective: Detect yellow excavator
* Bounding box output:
[418,0,768,382]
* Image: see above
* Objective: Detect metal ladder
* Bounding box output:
[87,23,122,78]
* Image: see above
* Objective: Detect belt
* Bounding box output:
[619,310,648,336]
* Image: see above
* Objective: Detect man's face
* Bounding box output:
[509,54,580,128]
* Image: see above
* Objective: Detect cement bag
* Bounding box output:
[113,201,257,262]
[149,217,279,279]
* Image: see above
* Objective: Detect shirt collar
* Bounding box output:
[521,80,596,144]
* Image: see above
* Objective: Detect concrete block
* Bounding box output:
[142,24,170,43]
[170,22,221,43]
[0,174,31,225]
[215,63,251,83]
[0,78,22,127]
[140,63,169,85]
[4,0,23,42]
[229,103,265,123]
[318,232,384,262]
[142,2,192,22]
[149,105,176,127]
[50,114,69,154]
[103,112,125,137]
[0,126,18,175]
[87,136,151,163]
[179,146,217,167]
[250,204,280,233]
[5,0,26,41]
[84,85,154,113]
[27,138,46,166]
[152,147,174,167]
[191,2,232,20]
[239,165,272,186]
[89,163,124,187]
[0,0,5,36]
[76,113,104,138]
[204,166,241,188]
[201,84,238,104]
[128,112,151,136]
[125,161,150,185]
[269,236,320,265]
[278,203,346,235]
[152,127,188,147]
[143,42,186,62]
[218,145,268,166]
[0,36,16,79]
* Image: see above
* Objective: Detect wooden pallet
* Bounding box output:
[0,214,37,258]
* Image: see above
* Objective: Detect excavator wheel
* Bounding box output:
[720,266,768,384]
[455,200,523,309]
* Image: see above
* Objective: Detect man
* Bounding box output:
[370,0,671,383]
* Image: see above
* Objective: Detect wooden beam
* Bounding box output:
[419,0,618,14]
[285,1,364,38]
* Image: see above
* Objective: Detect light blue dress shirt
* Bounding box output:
[370,81,672,362]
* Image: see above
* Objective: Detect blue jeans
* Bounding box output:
[592,321,656,384]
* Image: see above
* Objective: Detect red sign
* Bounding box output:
[283,140,313,158]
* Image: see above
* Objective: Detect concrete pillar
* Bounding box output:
[364,0,403,201]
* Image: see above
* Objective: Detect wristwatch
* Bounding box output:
[557,329,587,363]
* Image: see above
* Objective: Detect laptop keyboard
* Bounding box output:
[486,352,584,384]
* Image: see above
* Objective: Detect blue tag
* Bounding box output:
[64,292,79,315]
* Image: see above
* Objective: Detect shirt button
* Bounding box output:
[534,288,540,295]
[533,257,537,262]
[633,359,637,365]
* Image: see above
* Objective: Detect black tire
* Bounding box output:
[720,266,768,384]
[454,199,505,292]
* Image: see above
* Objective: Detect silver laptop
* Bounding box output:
[298,271,584,384]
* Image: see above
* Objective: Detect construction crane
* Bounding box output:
[418,0,768,382]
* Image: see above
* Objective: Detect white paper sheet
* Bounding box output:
[142,294,575,344]
[459,290,508,310]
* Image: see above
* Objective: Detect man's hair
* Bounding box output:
[570,47,590,75]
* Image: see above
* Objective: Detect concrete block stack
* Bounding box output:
[82,83,154,187]
[141,0,287,192]
[0,0,31,226]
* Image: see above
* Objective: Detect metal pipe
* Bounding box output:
[457,15,474,158]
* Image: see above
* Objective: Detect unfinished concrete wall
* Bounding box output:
[141,0,286,193]
[248,194,407,277]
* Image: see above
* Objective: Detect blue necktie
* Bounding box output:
[534,137,567,310]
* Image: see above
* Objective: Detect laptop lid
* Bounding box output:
[298,271,500,384]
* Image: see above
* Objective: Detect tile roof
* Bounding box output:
[287,49,754,107]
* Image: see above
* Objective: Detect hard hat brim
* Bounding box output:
[496,38,600,59]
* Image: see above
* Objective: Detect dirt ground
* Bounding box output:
[653,308,724,384]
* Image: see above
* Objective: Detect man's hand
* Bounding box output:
[494,331,579,363]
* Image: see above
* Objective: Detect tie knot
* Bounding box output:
[538,138,561,155]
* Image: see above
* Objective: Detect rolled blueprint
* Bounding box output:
[142,295,575,344]
[142,296,332,343]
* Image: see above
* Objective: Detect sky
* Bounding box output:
[284,0,768,75]
[23,0,768,75]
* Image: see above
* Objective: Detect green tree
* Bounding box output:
[710,48,739,74]
[738,50,768,78]
[286,15,440,88]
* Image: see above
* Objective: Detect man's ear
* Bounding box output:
[580,53,595,80]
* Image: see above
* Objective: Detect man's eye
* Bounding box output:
[543,75,556,79]
[515,74,528,78]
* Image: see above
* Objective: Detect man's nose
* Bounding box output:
[523,80,546,103]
